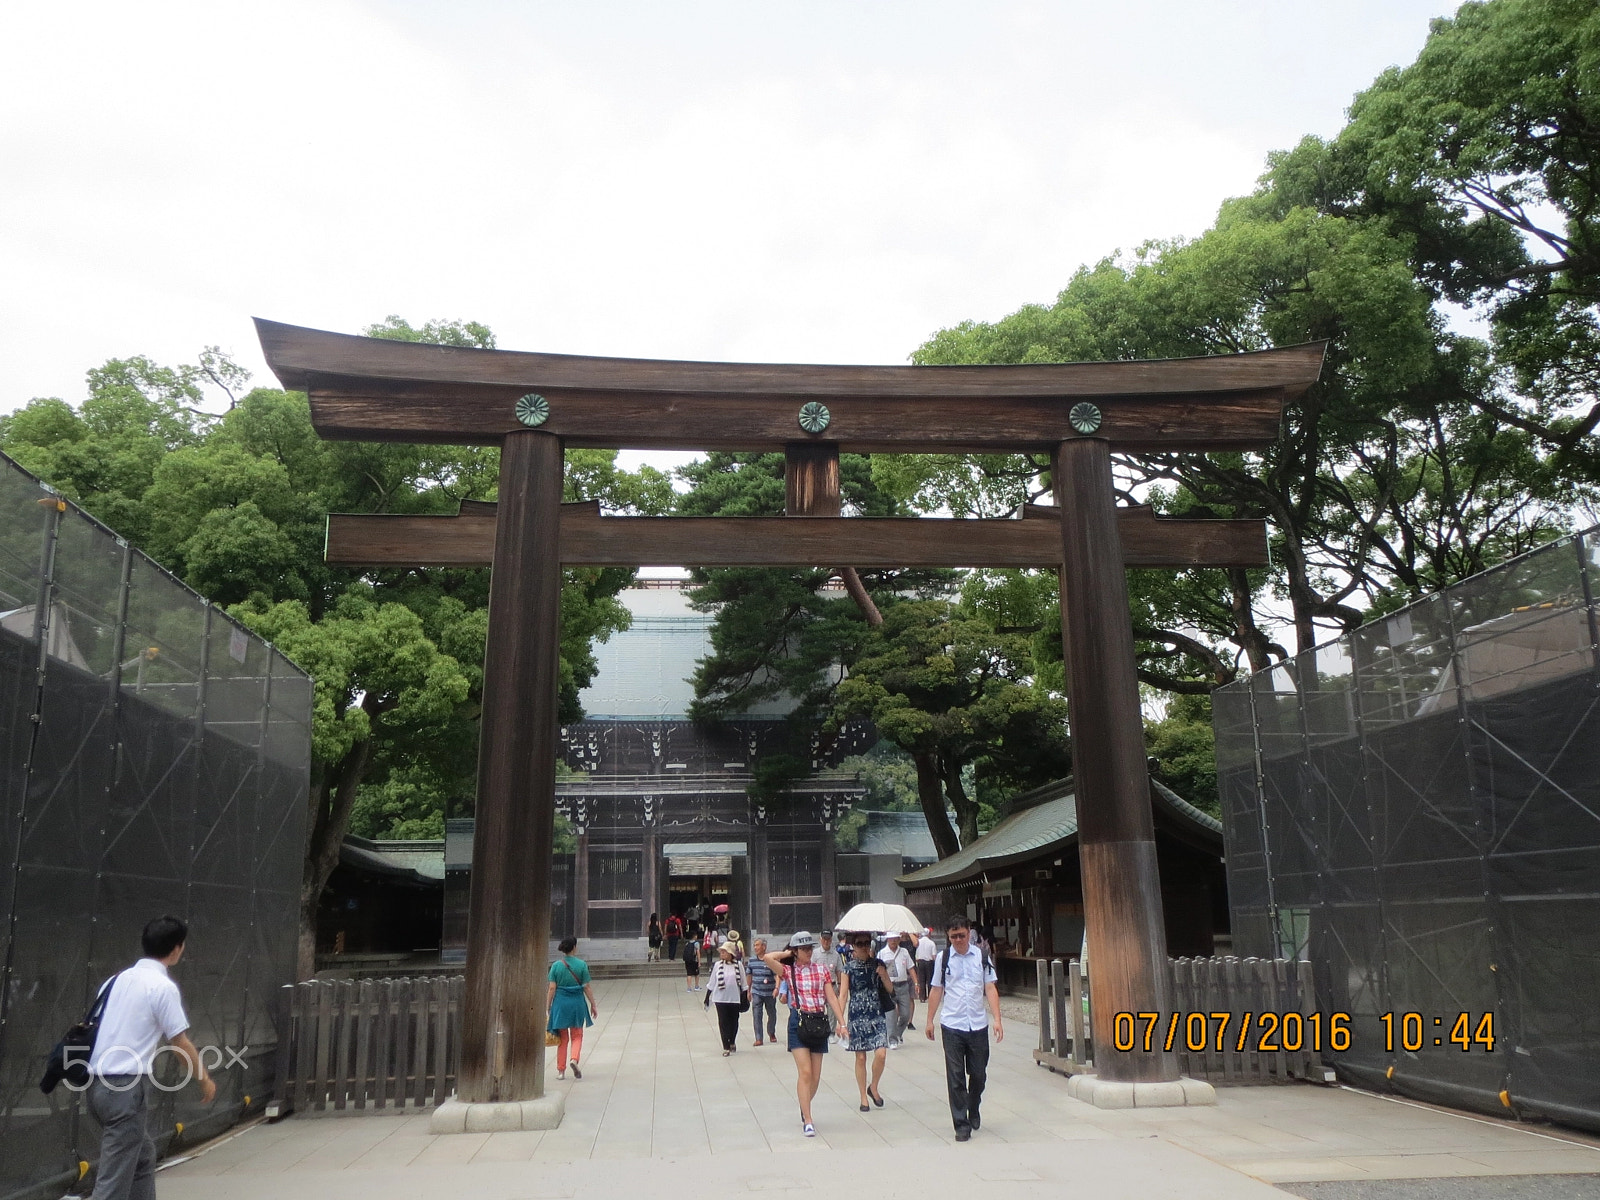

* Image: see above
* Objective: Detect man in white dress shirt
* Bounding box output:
[87,916,215,1198]
[913,928,938,1001]
[923,914,1002,1141]
[877,934,915,1047]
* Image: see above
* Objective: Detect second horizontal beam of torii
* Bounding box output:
[326,499,1269,568]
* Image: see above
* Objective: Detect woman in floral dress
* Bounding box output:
[837,932,894,1111]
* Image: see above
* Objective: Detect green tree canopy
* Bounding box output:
[2,321,669,974]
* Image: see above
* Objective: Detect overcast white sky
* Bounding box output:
[2,0,1458,423]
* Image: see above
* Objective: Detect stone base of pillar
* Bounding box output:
[429,1092,566,1133]
[1065,1073,1215,1110]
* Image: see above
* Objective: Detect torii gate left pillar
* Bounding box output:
[451,429,565,1127]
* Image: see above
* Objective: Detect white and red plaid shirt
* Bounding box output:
[783,960,831,1013]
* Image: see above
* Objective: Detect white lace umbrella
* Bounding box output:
[834,902,924,935]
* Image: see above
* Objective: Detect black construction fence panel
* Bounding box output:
[1473,668,1600,1129]
[1214,525,1600,1133]
[1365,710,1482,905]
[1308,900,1390,1083]
[1,643,119,1192]
[1303,738,1372,905]
[1213,685,1272,958]
[0,453,311,1200]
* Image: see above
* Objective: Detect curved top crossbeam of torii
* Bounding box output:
[256,318,1324,454]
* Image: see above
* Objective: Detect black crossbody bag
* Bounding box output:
[791,964,832,1041]
[40,973,119,1094]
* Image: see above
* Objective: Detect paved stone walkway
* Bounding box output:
[157,977,1600,1199]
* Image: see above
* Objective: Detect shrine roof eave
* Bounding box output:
[256,319,1326,454]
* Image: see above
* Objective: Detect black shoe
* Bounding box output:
[955,1129,971,1142]
[969,1112,980,1131]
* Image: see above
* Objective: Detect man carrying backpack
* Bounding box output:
[87,915,215,1197]
[923,914,1001,1142]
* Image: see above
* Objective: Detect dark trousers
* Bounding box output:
[667,936,679,960]
[751,994,777,1040]
[715,1001,742,1050]
[88,1076,155,1200]
[940,1025,989,1134]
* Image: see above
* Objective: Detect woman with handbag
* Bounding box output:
[762,931,841,1138]
[705,942,749,1055]
[545,936,597,1081]
[837,932,894,1111]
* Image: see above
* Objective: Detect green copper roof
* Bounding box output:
[895,778,1220,890]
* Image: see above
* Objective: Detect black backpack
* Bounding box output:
[39,973,119,1094]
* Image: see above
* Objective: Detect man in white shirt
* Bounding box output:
[914,928,938,1002]
[87,916,215,1198]
[923,915,1002,1142]
[877,934,915,1047]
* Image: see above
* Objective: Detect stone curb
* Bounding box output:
[429,1093,566,1134]
[1065,1074,1216,1109]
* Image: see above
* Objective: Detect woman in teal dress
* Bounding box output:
[546,936,597,1080]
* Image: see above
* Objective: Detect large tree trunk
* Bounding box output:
[913,751,960,859]
[1227,567,1280,672]
[294,728,379,980]
[941,757,981,849]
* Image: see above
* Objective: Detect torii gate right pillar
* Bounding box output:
[1053,437,1178,1085]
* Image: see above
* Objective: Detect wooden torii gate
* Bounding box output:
[256,319,1322,1109]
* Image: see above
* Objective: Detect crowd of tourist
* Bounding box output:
[547,914,1002,1142]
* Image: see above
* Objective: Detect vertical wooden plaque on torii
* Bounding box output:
[256,318,1323,1102]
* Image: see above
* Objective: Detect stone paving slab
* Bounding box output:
[157,977,1600,1198]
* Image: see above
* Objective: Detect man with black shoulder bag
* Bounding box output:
[79,916,214,1198]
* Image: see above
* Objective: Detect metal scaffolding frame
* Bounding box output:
[1215,526,1600,1131]
[0,453,311,1200]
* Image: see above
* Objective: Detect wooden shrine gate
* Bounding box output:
[256,319,1323,1105]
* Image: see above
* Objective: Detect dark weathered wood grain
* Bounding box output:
[259,317,1325,396]
[325,505,1268,568]
[785,442,841,517]
[304,384,1289,452]
[458,431,562,1104]
[254,319,1322,452]
[1053,438,1176,1084]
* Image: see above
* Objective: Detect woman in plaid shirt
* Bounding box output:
[762,931,841,1137]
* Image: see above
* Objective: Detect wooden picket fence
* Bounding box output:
[1034,956,1329,1085]
[269,976,464,1117]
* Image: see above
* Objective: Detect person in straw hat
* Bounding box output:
[705,938,750,1055]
